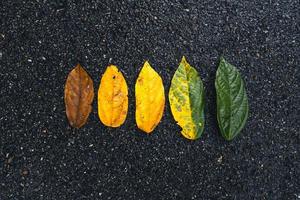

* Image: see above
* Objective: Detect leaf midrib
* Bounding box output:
[183,64,199,135]
[75,66,83,126]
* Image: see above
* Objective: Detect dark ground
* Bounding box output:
[0,0,299,199]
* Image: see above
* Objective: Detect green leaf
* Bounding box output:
[215,57,249,141]
[169,56,205,140]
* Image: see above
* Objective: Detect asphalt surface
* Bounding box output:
[0,0,299,199]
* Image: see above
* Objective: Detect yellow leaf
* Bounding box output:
[135,61,165,133]
[98,65,128,127]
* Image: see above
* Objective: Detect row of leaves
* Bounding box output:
[64,57,249,141]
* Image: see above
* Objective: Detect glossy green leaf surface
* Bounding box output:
[169,56,205,140]
[215,57,249,141]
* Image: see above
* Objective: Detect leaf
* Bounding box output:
[64,64,94,128]
[169,56,205,140]
[215,57,249,141]
[98,65,128,127]
[135,61,165,133]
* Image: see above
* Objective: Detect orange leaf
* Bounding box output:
[98,65,128,127]
[64,64,94,128]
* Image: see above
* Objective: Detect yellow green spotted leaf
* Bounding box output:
[135,61,165,133]
[169,56,205,140]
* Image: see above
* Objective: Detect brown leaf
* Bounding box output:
[64,64,94,128]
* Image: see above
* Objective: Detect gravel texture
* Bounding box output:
[0,0,299,199]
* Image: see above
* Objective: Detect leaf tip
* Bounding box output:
[144,60,151,68]
[75,63,83,70]
[142,61,156,74]
[180,56,192,72]
[224,134,235,141]
[144,129,152,134]
[219,56,227,64]
[181,56,189,65]
[108,64,118,71]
